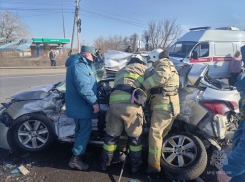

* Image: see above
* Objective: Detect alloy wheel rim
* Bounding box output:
[18,120,49,149]
[162,135,197,167]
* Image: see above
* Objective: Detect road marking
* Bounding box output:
[0,74,66,80]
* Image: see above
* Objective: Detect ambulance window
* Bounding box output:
[214,43,233,56]
[169,41,197,58]
[170,43,182,52]
[193,43,209,58]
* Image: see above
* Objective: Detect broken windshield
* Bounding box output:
[56,60,107,94]
[169,41,197,58]
[92,60,107,82]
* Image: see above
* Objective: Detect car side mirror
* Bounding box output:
[192,51,198,59]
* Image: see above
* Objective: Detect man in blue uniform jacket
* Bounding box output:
[217,76,245,182]
[66,45,100,170]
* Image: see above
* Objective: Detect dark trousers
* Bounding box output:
[51,59,56,66]
[72,118,92,155]
[101,133,142,168]
[229,72,240,86]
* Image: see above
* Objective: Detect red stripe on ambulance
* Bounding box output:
[190,57,211,63]
[213,57,232,62]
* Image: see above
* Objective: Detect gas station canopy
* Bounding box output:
[32,38,70,57]
[33,38,70,44]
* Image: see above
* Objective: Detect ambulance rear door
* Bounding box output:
[209,42,234,78]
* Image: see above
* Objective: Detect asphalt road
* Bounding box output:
[0,72,219,182]
[0,73,66,103]
[0,143,218,182]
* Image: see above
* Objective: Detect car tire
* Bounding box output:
[10,113,56,152]
[160,132,207,181]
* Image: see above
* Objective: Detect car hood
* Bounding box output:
[11,84,54,100]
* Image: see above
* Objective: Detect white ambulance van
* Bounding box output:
[169,26,245,78]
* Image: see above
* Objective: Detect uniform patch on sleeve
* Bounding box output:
[90,71,94,75]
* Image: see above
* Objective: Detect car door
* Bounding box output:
[189,42,212,74]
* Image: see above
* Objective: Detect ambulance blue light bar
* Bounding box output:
[189,27,211,31]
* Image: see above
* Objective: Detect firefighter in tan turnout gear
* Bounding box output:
[101,54,148,174]
[143,49,180,174]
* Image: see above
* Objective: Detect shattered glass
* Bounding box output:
[92,60,107,82]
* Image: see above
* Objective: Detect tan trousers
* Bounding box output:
[106,103,143,138]
[148,110,175,168]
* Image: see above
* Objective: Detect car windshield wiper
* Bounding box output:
[49,81,62,92]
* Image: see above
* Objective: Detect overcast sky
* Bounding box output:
[1,0,245,48]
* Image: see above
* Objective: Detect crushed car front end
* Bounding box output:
[0,103,12,150]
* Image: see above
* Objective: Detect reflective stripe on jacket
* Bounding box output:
[143,58,180,113]
[110,63,147,104]
[143,58,179,92]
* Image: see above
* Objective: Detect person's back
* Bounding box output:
[110,62,147,104]
[125,46,132,53]
[101,55,148,174]
[49,50,56,59]
[49,50,56,66]
[143,49,180,174]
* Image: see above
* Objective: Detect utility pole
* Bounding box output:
[71,0,81,53]
[145,35,150,51]
[76,0,81,53]
[61,2,66,52]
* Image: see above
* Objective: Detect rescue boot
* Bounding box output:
[101,134,119,171]
[100,149,114,171]
[68,154,89,171]
[112,150,126,163]
[101,163,108,171]
[144,166,161,174]
[131,165,141,174]
[129,136,143,174]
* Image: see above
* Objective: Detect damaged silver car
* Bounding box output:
[0,59,240,181]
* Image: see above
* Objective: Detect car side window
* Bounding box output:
[193,43,209,58]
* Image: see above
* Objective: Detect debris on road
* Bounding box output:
[18,166,30,175]
[5,176,11,182]
[3,161,13,168]
[10,168,21,174]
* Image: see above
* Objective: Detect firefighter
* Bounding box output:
[101,54,148,174]
[142,48,180,174]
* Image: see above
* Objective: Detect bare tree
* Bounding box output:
[0,11,31,38]
[93,33,139,53]
[93,36,106,53]
[43,42,50,56]
[142,18,182,50]
[129,33,138,52]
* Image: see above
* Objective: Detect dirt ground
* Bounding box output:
[0,55,68,76]
[0,55,68,68]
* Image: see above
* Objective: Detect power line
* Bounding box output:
[80,10,147,28]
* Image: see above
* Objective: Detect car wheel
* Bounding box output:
[11,113,56,152]
[160,132,207,181]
